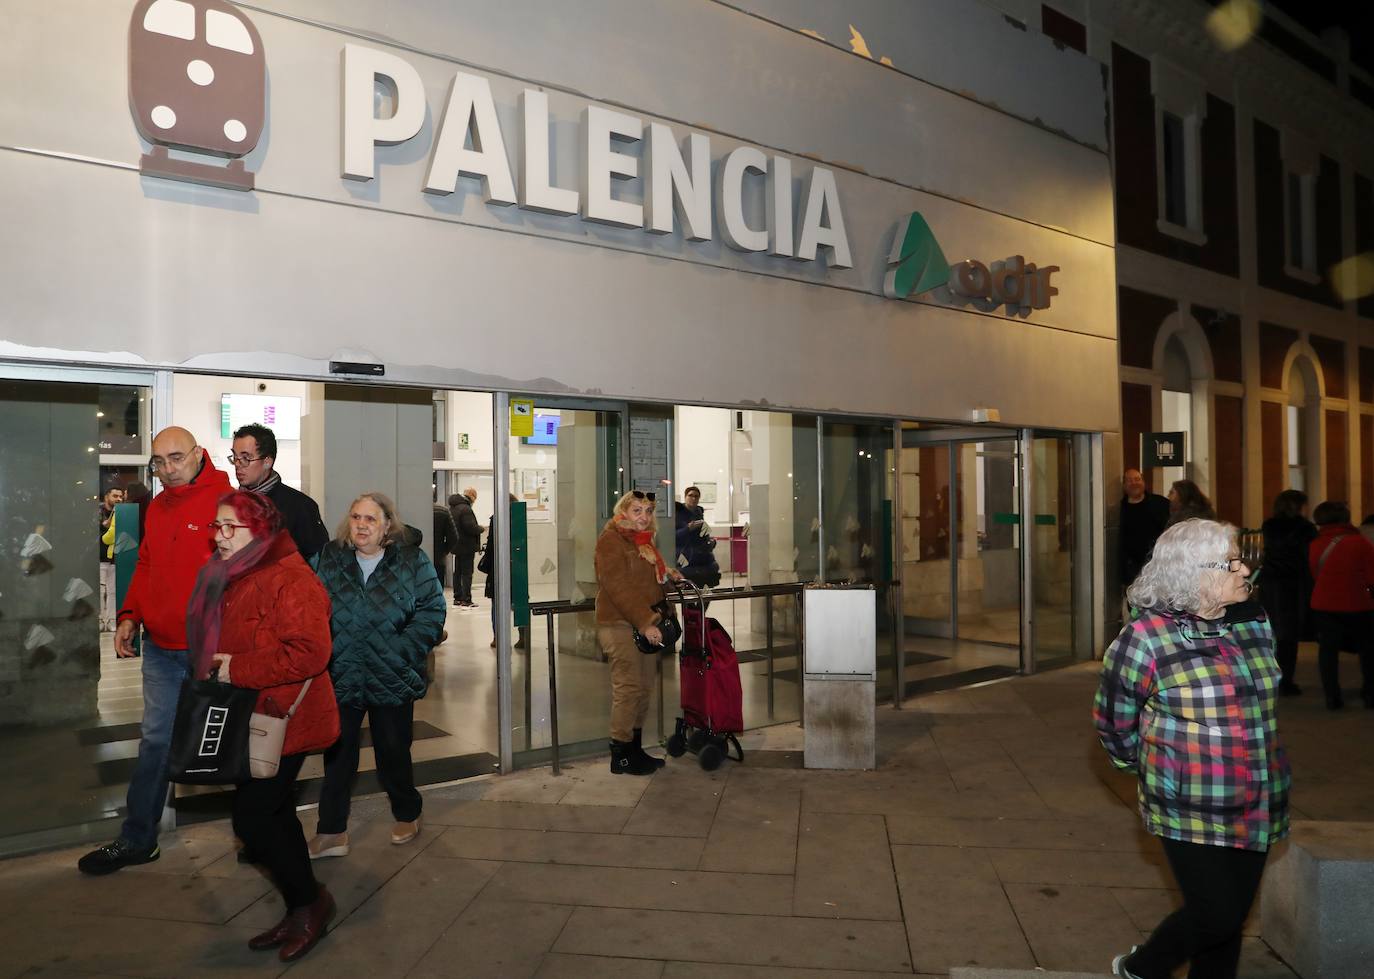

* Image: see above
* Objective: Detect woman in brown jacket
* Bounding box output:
[595,490,679,775]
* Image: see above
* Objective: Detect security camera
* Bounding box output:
[257,383,267,392]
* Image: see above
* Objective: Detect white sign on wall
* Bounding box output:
[220,393,302,439]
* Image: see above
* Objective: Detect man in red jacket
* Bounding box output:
[1308,500,1374,710]
[79,426,231,875]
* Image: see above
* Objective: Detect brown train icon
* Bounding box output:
[129,0,266,191]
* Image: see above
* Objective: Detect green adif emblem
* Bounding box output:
[883,212,950,300]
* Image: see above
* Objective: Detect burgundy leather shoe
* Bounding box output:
[247,912,293,951]
[279,886,336,962]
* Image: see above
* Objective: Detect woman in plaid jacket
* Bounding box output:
[1095,518,1290,979]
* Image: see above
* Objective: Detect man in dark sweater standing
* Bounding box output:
[1119,468,1170,588]
[231,424,330,560]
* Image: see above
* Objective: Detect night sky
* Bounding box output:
[1266,0,1374,78]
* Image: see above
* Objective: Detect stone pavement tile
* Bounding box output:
[793,812,901,920]
[620,766,725,838]
[118,831,235,876]
[556,762,655,808]
[891,869,1035,974]
[697,778,800,875]
[1238,936,1299,978]
[890,844,1000,882]
[663,965,934,978]
[408,898,573,979]
[16,864,273,925]
[988,847,1171,889]
[944,787,1054,819]
[425,798,633,834]
[1108,886,1179,934]
[230,813,443,931]
[1002,881,1145,973]
[0,909,279,978]
[427,825,704,870]
[801,771,960,817]
[481,860,793,915]
[887,814,1152,853]
[283,853,499,979]
[553,907,914,972]
[535,953,666,978]
[480,771,575,804]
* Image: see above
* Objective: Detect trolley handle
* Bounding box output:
[669,575,708,652]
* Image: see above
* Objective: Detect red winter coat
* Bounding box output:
[1308,523,1374,613]
[219,532,340,756]
[118,455,232,649]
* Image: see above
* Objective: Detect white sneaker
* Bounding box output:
[1112,946,1142,979]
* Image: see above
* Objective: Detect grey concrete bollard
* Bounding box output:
[1261,821,1374,979]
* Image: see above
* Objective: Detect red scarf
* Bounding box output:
[184,531,294,679]
[615,520,668,581]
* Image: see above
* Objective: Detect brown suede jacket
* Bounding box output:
[594,520,666,631]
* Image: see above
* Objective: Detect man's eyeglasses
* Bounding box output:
[227,453,265,467]
[1199,558,1247,573]
[631,490,656,502]
[147,449,195,473]
[208,520,251,540]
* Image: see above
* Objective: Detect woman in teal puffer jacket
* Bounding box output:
[307,492,446,859]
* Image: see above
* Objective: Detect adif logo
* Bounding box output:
[883,211,1060,314]
[129,0,266,191]
[198,705,229,756]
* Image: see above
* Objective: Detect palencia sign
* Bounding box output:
[883,211,1059,313]
[338,45,852,268]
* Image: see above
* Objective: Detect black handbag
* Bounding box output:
[167,672,259,785]
[633,600,682,653]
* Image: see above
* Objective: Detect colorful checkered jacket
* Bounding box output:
[1093,607,1290,851]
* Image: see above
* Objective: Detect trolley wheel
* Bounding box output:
[686,731,708,753]
[698,742,724,771]
[666,733,687,757]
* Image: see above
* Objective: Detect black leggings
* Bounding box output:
[1125,838,1268,979]
[232,754,318,911]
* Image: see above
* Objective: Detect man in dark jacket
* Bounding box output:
[449,489,483,608]
[431,500,459,587]
[231,423,330,560]
[1119,468,1170,588]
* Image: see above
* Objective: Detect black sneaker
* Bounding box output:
[78,838,160,876]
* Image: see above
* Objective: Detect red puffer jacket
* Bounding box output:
[119,455,231,649]
[219,532,339,756]
[1308,523,1374,613]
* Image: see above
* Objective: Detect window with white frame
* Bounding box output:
[1281,130,1319,281]
[1151,59,1206,243]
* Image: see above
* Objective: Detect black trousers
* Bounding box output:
[432,555,448,588]
[1126,838,1268,979]
[454,552,475,604]
[1313,610,1374,703]
[317,703,422,834]
[1275,638,1299,688]
[232,754,319,911]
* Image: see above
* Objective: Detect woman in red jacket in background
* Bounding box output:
[187,490,340,962]
[1308,500,1374,709]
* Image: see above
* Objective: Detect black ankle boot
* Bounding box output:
[632,728,666,769]
[610,739,656,775]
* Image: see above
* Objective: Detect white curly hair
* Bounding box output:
[1127,518,1237,615]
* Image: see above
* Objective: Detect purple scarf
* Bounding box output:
[184,531,288,680]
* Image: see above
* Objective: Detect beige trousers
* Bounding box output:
[599,624,656,743]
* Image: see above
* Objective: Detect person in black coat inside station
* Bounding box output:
[1259,489,1316,695]
[431,498,459,589]
[231,424,329,559]
[674,486,721,588]
[449,489,484,608]
[1119,469,1170,588]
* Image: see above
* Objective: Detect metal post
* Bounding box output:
[765,597,775,721]
[1019,429,1037,675]
[523,629,533,752]
[494,393,514,773]
[796,588,806,728]
[547,613,561,775]
[891,421,904,708]
[816,417,826,582]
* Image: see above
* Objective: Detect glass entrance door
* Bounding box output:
[899,427,1023,694]
[1028,434,1077,669]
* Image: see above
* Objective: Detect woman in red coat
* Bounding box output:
[186,490,340,963]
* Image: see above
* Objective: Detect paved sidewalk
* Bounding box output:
[3,658,1369,978]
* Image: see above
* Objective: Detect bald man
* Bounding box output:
[1120,468,1170,588]
[80,427,232,875]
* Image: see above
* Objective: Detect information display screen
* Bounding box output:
[220,394,302,440]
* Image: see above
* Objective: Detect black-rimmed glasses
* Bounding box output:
[226,453,265,467]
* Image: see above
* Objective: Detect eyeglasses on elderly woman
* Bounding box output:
[1198,558,1248,573]
[630,490,656,502]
